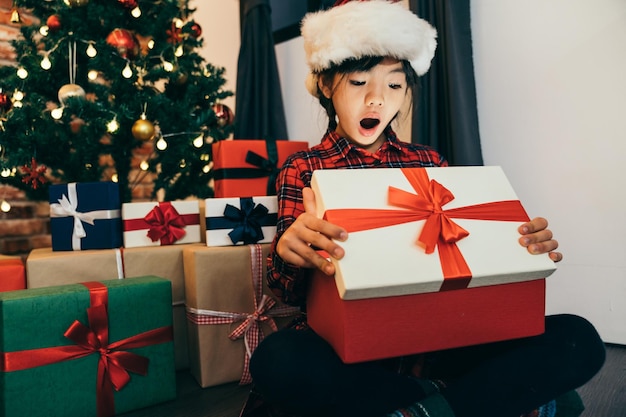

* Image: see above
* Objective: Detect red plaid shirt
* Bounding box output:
[267,127,447,308]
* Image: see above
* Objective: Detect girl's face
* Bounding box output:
[321,58,409,153]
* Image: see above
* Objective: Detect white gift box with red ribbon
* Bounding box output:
[311,166,557,301]
[122,201,201,248]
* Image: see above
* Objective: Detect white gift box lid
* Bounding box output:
[311,166,557,300]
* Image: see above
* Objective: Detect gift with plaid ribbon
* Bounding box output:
[184,244,300,387]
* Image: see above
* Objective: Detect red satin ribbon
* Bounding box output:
[323,168,530,291]
[123,202,199,245]
[1,282,173,417]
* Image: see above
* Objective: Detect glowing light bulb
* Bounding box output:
[111,174,119,183]
[140,160,149,171]
[40,25,49,36]
[13,101,22,109]
[156,137,168,150]
[202,164,211,173]
[1,199,11,213]
[192,134,203,148]
[179,160,187,168]
[107,118,119,133]
[86,43,97,58]
[122,62,133,78]
[0,168,10,178]
[13,90,24,101]
[174,18,184,28]
[16,67,28,79]
[88,70,98,81]
[40,56,52,70]
[175,45,183,57]
[51,107,64,119]
[162,61,174,72]
[148,39,155,49]
[131,6,141,18]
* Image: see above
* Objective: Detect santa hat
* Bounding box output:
[301,0,437,96]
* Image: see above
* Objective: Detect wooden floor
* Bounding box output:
[120,344,626,417]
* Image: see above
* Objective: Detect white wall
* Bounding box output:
[192,0,240,115]
[471,0,626,343]
[196,1,626,343]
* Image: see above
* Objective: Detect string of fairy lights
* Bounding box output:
[0,0,234,211]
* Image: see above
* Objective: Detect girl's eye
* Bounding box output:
[349,80,366,86]
[389,83,403,89]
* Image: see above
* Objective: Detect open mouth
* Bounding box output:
[360,118,380,130]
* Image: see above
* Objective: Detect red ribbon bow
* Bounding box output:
[145,202,187,245]
[1,282,173,417]
[323,168,530,291]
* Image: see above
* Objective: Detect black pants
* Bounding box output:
[249,314,605,417]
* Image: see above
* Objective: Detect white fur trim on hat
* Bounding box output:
[302,0,437,78]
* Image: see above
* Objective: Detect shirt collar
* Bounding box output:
[322,126,403,160]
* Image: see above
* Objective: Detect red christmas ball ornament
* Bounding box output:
[189,23,202,39]
[212,103,234,128]
[0,92,12,112]
[46,15,62,33]
[106,28,140,60]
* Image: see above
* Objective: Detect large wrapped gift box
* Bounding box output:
[0,276,176,417]
[307,166,556,363]
[26,245,197,370]
[212,139,309,197]
[0,255,26,292]
[49,182,123,251]
[205,196,277,246]
[184,244,300,387]
[122,200,201,248]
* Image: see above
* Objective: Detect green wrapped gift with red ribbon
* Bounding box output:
[0,276,175,417]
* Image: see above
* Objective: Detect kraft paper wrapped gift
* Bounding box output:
[122,200,201,248]
[212,139,309,197]
[26,245,199,370]
[205,196,278,246]
[307,166,557,363]
[0,256,26,292]
[49,182,122,251]
[0,276,175,417]
[184,244,300,387]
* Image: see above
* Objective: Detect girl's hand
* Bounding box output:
[276,187,348,275]
[518,217,563,263]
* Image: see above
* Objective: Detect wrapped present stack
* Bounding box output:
[307,166,557,363]
[2,138,306,405]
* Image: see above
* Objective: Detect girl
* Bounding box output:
[248,2,605,416]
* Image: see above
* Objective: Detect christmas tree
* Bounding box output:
[0,0,234,203]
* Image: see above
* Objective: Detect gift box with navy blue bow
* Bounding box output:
[204,196,278,246]
[49,182,123,251]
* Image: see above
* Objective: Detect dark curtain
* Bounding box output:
[235,0,289,140]
[410,0,483,166]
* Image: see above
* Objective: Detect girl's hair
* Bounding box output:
[316,56,419,131]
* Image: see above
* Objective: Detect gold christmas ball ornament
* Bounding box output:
[65,0,90,7]
[132,115,155,141]
[58,83,86,105]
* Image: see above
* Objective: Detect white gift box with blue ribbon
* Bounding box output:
[49,182,122,251]
[204,196,278,247]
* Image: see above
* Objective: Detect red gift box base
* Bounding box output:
[307,271,546,364]
[0,259,26,292]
